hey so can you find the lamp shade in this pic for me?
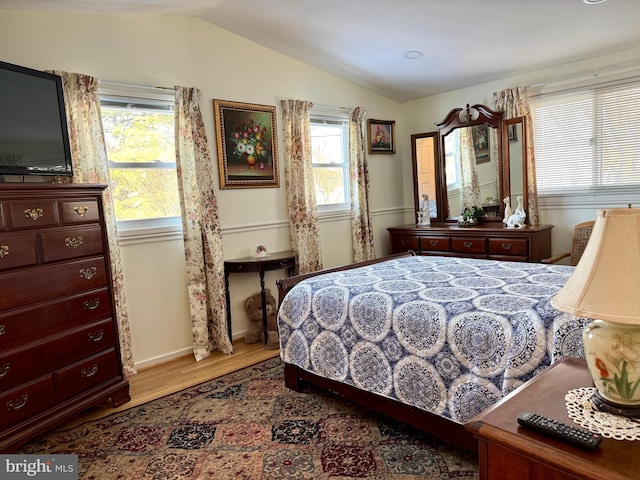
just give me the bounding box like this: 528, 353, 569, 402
550, 207, 640, 324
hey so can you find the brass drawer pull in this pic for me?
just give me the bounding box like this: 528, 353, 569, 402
502, 243, 513, 250
7, 394, 29, 411
81, 365, 98, 378
79, 267, 97, 280
65, 236, 84, 248
0, 325, 5, 335
24, 208, 44, 221
463, 241, 473, 248
83, 299, 101, 310
74, 206, 89, 216
0, 363, 10, 377
87, 330, 104, 342
430, 241, 438, 246
0, 245, 8, 258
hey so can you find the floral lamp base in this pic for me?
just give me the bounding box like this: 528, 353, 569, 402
583, 319, 640, 418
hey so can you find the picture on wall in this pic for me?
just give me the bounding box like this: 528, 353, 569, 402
472, 125, 490, 164
213, 99, 279, 188
367, 119, 396, 154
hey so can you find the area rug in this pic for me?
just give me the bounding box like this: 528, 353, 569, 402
20, 357, 478, 479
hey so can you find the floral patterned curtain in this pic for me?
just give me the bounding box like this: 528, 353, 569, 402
281, 100, 323, 274
52, 71, 136, 376
349, 107, 375, 262
175, 86, 233, 360
459, 128, 482, 210
494, 87, 540, 225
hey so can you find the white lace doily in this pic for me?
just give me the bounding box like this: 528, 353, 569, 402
565, 387, 640, 440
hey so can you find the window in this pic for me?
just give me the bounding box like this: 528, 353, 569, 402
531, 80, 640, 195
310, 113, 350, 211
99, 85, 180, 228
444, 132, 461, 188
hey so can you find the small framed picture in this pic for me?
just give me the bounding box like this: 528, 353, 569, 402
367, 119, 396, 154
213, 99, 279, 189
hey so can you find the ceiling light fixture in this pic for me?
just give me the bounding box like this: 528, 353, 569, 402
404, 50, 423, 60
583, 0, 608, 4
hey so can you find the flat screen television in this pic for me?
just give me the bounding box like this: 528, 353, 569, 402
0, 60, 73, 177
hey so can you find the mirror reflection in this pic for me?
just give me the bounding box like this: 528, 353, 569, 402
443, 126, 500, 219
413, 132, 438, 219
507, 120, 524, 198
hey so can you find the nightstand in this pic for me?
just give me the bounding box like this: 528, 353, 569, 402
224, 250, 297, 344
465, 357, 640, 480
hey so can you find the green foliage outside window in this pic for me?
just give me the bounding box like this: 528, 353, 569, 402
102, 107, 180, 221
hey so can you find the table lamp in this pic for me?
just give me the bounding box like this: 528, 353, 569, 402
551, 207, 640, 417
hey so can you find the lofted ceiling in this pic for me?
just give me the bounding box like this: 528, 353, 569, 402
2, 0, 640, 102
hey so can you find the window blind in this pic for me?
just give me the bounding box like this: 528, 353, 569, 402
531, 80, 640, 194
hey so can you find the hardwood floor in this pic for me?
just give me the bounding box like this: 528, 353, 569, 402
61, 341, 280, 429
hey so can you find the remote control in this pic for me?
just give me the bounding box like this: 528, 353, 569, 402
517, 411, 602, 450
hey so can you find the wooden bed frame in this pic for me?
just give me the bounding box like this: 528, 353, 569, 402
276, 252, 478, 452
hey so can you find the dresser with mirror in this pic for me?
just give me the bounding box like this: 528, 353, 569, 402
389, 103, 552, 262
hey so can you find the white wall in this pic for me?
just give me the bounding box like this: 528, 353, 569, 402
0, 10, 406, 368
2, 10, 639, 369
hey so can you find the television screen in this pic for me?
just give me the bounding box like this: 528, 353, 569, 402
0, 60, 73, 177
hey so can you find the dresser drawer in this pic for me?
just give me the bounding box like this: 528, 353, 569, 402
451, 237, 487, 254
6, 200, 59, 230
55, 350, 120, 401
391, 235, 419, 252
63, 319, 116, 363
419, 236, 450, 252
60, 200, 101, 225
0, 288, 112, 350
40, 225, 104, 263
488, 238, 528, 257
0, 232, 37, 271
0, 319, 115, 390
0, 257, 108, 311
0, 376, 55, 430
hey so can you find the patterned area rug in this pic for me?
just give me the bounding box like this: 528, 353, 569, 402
20, 358, 478, 479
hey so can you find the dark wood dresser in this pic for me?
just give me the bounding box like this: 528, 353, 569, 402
0, 183, 130, 452
387, 223, 553, 262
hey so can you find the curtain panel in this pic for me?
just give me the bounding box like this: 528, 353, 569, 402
349, 107, 376, 262
175, 86, 233, 360
281, 99, 323, 274
52, 71, 136, 376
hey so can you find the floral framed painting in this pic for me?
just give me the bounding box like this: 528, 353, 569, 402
213, 99, 279, 188
367, 119, 396, 154
472, 125, 490, 164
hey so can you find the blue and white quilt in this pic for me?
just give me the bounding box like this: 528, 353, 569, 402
277, 255, 589, 424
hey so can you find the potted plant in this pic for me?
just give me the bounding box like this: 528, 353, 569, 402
458, 206, 486, 227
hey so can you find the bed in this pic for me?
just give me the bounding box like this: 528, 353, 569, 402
276, 252, 589, 451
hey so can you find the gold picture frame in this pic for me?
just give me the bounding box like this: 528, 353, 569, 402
367, 119, 396, 154
213, 99, 279, 189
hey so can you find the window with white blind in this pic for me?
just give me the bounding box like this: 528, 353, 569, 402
530, 80, 640, 195
310, 113, 350, 212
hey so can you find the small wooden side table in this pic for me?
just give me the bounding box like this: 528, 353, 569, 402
224, 250, 297, 344
466, 357, 640, 480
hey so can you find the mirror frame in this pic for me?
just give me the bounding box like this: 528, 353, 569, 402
502, 116, 528, 224
435, 104, 505, 223
411, 131, 442, 222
